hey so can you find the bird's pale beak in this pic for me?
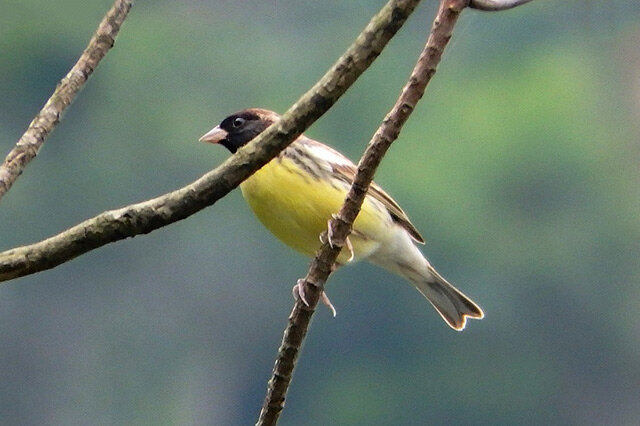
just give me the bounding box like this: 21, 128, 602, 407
199, 125, 228, 144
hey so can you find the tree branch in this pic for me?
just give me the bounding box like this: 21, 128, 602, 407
0, 0, 421, 283
0, 0, 133, 204
470, 0, 535, 11
256, 1, 469, 424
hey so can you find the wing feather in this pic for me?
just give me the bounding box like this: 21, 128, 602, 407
294, 136, 425, 244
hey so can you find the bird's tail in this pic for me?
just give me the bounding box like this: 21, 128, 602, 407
411, 265, 484, 331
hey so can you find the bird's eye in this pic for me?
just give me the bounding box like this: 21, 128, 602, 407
232, 117, 245, 128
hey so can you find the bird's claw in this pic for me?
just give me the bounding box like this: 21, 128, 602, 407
320, 291, 337, 317
327, 218, 336, 248
344, 235, 354, 262
293, 279, 337, 317
320, 217, 354, 262
293, 279, 310, 306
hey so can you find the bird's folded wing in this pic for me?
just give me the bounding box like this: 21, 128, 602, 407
296, 136, 425, 244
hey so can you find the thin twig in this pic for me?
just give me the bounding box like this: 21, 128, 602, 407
0, 0, 133, 203
470, 0, 535, 11
0, 0, 421, 283
256, 1, 469, 424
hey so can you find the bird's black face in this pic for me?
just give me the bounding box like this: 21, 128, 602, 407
200, 109, 276, 153
218, 111, 270, 153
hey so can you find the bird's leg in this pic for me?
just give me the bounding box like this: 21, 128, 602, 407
292, 279, 337, 317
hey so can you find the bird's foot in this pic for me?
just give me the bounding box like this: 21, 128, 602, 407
292, 279, 337, 317
292, 279, 310, 305
319, 217, 354, 262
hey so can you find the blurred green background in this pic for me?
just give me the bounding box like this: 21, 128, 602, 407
1, 0, 639, 424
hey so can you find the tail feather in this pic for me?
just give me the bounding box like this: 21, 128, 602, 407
367, 230, 484, 331
413, 266, 484, 331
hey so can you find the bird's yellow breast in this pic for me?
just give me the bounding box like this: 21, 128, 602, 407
240, 156, 390, 263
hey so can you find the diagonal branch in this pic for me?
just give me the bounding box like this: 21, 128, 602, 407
0, 0, 422, 283
0, 0, 133, 204
470, 0, 535, 11
256, 1, 469, 424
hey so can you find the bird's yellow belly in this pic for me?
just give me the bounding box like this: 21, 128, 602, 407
239, 157, 389, 263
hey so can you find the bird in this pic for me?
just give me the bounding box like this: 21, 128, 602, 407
200, 108, 484, 330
